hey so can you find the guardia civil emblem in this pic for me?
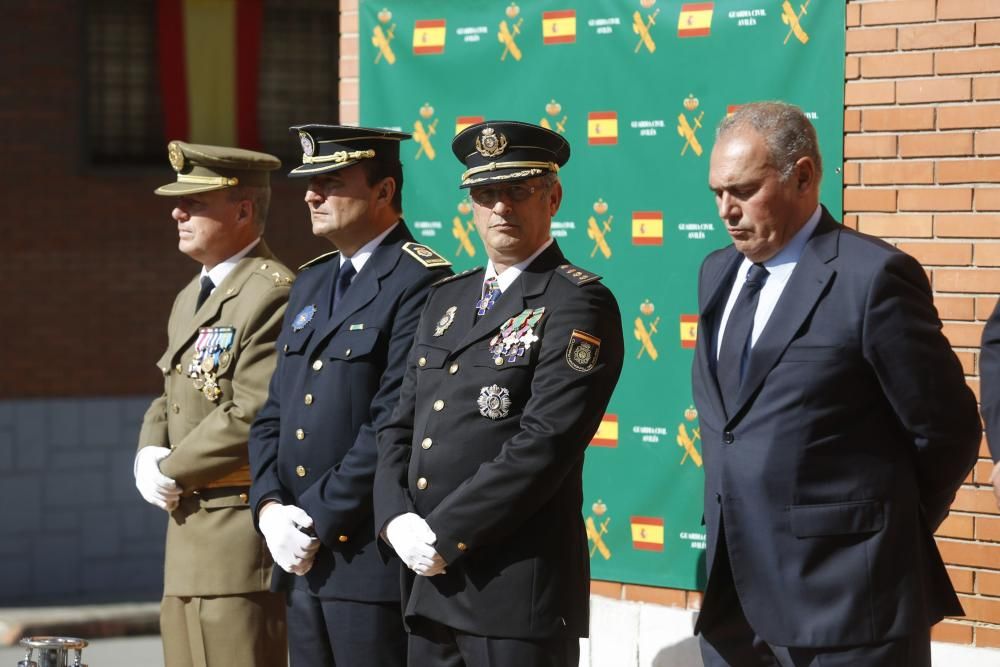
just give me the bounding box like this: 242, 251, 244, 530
434, 306, 457, 336
475, 127, 508, 158
477, 384, 512, 420
292, 304, 318, 332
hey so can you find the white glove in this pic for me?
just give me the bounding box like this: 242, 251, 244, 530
134, 446, 182, 511
259, 503, 321, 576
385, 513, 447, 576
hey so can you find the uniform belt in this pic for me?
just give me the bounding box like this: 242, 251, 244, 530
201, 465, 252, 490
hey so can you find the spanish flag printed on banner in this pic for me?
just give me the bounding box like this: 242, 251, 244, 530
590, 414, 619, 447
677, 3, 714, 38
543, 10, 577, 44
680, 315, 698, 349
455, 115, 485, 135
158, 0, 263, 147
413, 19, 446, 55
587, 111, 618, 145
632, 211, 664, 246
630, 516, 665, 551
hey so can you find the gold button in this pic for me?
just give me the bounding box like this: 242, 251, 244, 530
312, 359, 323, 371
433, 399, 445, 411
296, 429, 305, 440
416, 477, 428, 490
260, 263, 268, 270
239, 493, 248, 503
345, 348, 352, 357
457, 542, 468, 552
449, 363, 459, 374
296, 466, 307, 477
494, 357, 504, 366
418, 357, 427, 367
304, 393, 313, 405
421, 437, 432, 449
171, 403, 180, 414
283, 344, 289, 352
175, 363, 183, 373
338, 535, 349, 543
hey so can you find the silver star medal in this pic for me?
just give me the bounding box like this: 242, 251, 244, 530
434, 306, 457, 337
477, 384, 512, 420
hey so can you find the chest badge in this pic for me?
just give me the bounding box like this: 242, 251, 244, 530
489, 307, 545, 364
292, 304, 318, 332
434, 306, 458, 337
477, 384, 512, 420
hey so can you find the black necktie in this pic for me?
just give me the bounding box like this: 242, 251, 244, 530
332, 262, 356, 313
196, 275, 214, 312
717, 263, 769, 412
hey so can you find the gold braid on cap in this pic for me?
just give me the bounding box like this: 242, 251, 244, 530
302, 149, 377, 165
177, 174, 239, 187
461, 160, 558, 182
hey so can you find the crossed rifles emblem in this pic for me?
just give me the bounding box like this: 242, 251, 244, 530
632, 8, 659, 54
413, 117, 438, 160
498, 17, 524, 61
635, 314, 659, 361
782, 0, 810, 45
372, 23, 396, 64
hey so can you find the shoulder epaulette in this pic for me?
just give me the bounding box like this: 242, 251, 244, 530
402, 242, 452, 269
298, 250, 339, 272
555, 263, 602, 286
248, 259, 294, 287
433, 267, 482, 287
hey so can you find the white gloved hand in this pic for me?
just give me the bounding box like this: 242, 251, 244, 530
259, 503, 321, 576
134, 446, 182, 511
385, 513, 446, 576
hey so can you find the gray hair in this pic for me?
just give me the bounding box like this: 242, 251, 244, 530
716, 101, 822, 182
227, 184, 271, 233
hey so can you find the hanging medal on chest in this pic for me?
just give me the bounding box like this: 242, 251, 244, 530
488, 307, 545, 365
188, 326, 235, 402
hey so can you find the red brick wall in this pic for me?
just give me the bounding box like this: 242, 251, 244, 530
340, 0, 1000, 648
2, 2, 327, 398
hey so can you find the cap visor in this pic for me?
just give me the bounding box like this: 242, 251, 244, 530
288, 161, 359, 177
154, 181, 228, 196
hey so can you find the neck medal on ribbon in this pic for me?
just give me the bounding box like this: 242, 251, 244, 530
488, 307, 545, 365
188, 326, 235, 402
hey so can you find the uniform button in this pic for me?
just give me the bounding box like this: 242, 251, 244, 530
283, 344, 289, 352
260, 262, 268, 270
418, 357, 427, 367
295, 429, 306, 440
304, 393, 314, 406
494, 357, 504, 366
722, 431, 734, 445
449, 363, 459, 374
457, 542, 468, 552
416, 477, 428, 490
345, 348, 352, 357
171, 403, 180, 414
312, 359, 323, 371
175, 363, 183, 373
433, 400, 445, 411
239, 493, 249, 503
338, 535, 349, 543
296, 466, 307, 477
421, 437, 432, 450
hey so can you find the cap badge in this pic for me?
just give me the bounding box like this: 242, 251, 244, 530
475, 127, 508, 158
299, 131, 316, 158
167, 142, 185, 172
477, 384, 512, 420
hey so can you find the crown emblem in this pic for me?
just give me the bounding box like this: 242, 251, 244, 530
475, 127, 508, 158
420, 102, 434, 119
683, 94, 699, 111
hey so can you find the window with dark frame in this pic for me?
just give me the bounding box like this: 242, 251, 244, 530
84, 0, 339, 165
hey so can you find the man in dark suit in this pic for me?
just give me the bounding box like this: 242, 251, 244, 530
374, 120, 624, 667
980, 304, 1000, 509
247, 125, 452, 667
692, 101, 981, 667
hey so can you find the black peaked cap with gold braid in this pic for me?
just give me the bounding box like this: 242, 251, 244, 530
155, 141, 281, 196
288, 124, 412, 177
452, 120, 570, 189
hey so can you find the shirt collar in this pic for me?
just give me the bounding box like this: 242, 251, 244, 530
484, 237, 554, 293
340, 221, 399, 274
201, 237, 261, 287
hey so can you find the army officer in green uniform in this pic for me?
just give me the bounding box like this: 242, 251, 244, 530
135, 142, 291, 667
375, 121, 625, 667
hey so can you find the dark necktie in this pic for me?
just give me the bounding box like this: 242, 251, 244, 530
196, 275, 214, 312
475, 276, 501, 319
717, 263, 769, 413
332, 262, 357, 313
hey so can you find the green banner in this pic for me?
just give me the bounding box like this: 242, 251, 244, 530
361, 0, 844, 590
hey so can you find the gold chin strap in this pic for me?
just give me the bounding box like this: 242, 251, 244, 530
461, 160, 558, 181
303, 149, 377, 165
177, 174, 239, 187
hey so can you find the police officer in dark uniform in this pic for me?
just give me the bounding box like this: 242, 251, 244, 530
248, 125, 452, 667
374, 120, 625, 667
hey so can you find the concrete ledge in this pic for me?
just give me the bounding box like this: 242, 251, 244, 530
0, 603, 159, 647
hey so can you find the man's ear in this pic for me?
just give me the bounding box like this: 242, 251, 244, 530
548, 180, 563, 216
795, 157, 817, 193
376, 177, 396, 206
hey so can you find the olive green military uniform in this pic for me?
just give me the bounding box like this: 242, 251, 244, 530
138, 142, 291, 667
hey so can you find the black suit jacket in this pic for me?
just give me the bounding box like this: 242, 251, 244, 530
374, 241, 624, 639
248, 223, 451, 601
691, 208, 981, 647
980, 299, 1000, 462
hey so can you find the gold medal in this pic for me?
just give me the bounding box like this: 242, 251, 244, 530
201, 357, 215, 372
